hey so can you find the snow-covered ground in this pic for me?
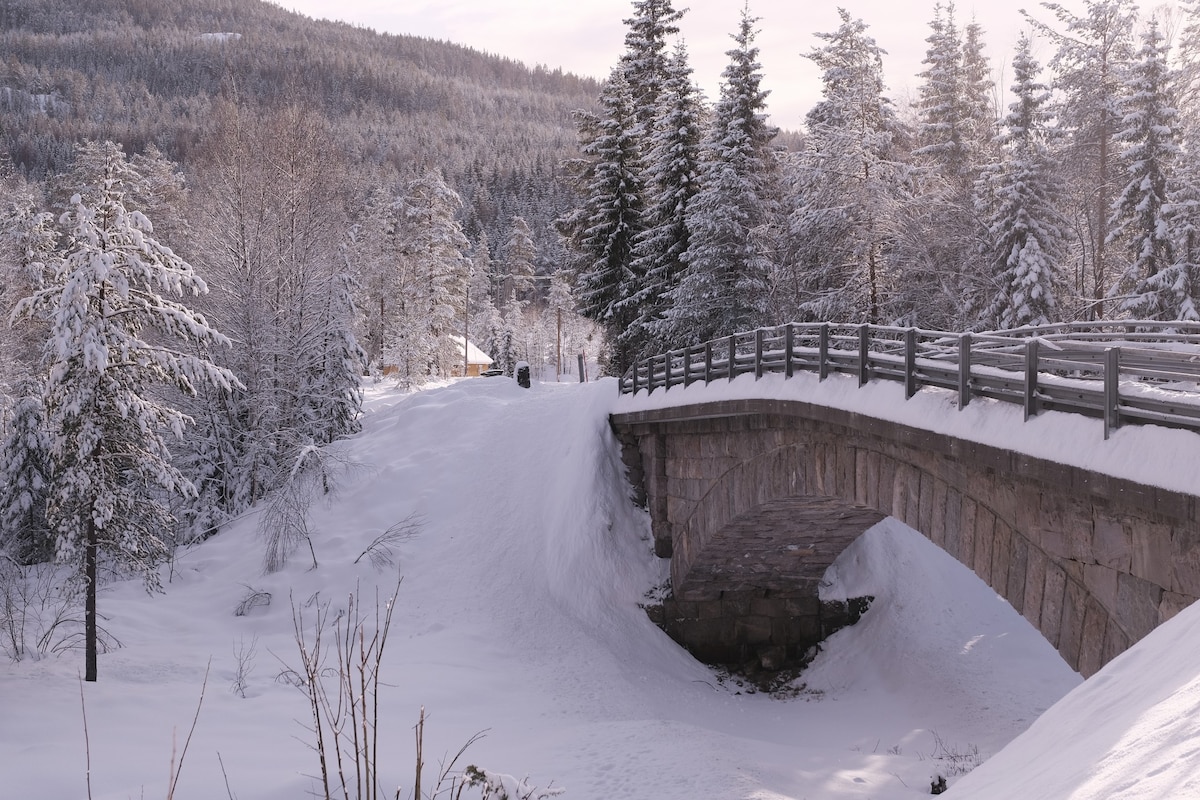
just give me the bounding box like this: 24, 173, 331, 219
1, 372, 1196, 799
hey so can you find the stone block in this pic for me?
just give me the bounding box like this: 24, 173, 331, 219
784, 596, 821, 616
958, 497, 977, 570
837, 446, 856, 501
1116, 572, 1165, 644
930, 479, 949, 548
973, 507, 996, 585
991, 523, 1013, 600
943, 487, 962, 560
1103, 623, 1130, 667
734, 616, 773, 645
876, 454, 897, 518
918, 473, 936, 537
751, 597, 785, 618
1083, 563, 1119, 616
1159, 591, 1197, 626
1169, 524, 1200, 597
1058, 579, 1086, 671
1077, 596, 1110, 678
1092, 516, 1131, 572
697, 600, 725, 620
1041, 560, 1067, 649
1006, 534, 1028, 615
855, 449, 870, 507
1023, 546, 1047, 630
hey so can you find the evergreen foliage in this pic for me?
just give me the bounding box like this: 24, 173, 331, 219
660, 9, 778, 346
978, 35, 1071, 329
11, 141, 236, 680
783, 10, 910, 324
1108, 21, 1180, 319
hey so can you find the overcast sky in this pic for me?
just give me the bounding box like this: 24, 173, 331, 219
277, 1, 1091, 128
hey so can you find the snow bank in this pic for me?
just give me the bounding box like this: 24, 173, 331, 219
0, 377, 1094, 798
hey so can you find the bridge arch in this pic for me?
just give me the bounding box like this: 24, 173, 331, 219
613, 399, 1199, 677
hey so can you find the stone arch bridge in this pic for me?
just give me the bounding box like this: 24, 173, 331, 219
611, 397, 1200, 677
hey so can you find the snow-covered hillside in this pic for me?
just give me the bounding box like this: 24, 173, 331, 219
3, 374, 1188, 799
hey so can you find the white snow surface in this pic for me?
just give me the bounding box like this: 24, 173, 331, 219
0, 372, 1195, 799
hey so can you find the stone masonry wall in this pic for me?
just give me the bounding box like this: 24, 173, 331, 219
613, 399, 1200, 677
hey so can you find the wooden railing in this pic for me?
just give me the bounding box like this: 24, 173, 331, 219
616, 322, 1200, 439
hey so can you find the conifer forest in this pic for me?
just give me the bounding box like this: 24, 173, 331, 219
2, 0, 1200, 678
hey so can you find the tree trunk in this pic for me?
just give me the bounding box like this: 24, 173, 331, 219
85, 514, 98, 682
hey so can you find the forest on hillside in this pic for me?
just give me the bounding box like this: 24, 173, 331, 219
3, 0, 1200, 679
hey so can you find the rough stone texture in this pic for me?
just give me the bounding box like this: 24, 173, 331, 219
612, 398, 1200, 677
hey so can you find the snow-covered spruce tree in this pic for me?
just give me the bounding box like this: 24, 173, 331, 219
782, 10, 911, 324
0, 388, 53, 563
385, 169, 471, 386
627, 41, 704, 357
902, 2, 996, 328
914, 1, 969, 180
977, 34, 1071, 330
0, 175, 56, 391
619, 0, 686, 136
1108, 20, 1180, 320
13, 150, 236, 682
660, 8, 778, 347
559, 68, 645, 375
500, 215, 537, 310
1154, 123, 1200, 323
1026, 0, 1137, 317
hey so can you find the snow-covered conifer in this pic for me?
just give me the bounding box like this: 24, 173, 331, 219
560, 69, 645, 374
628, 42, 704, 356
13, 144, 236, 681
978, 35, 1071, 329
0, 387, 53, 563
1108, 20, 1180, 319
783, 10, 910, 324
660, 8, 778, 346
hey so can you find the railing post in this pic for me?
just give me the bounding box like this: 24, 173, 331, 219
1023, 338, 1039, 420
683, 347, 694, 387
904, 327, 917, 399
1104, 346, 1120, 440
728, 334, 736, 382
819, 323, 830, 380
755, 328, 765, 379
632, 362, 640, 396
646, 355, 655, 395
784, 324, 795, 379
858, 324, 870, 387
704, 341, 713, 384
958, 333, 972, 409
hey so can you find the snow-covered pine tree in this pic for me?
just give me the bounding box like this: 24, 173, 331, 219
0, 175, 56, 390
386, 169, 471, 385
619, 0, 686, 136
559, 68, 645, 375
13, 144, 236, 681
978, 34, 1071, 329
1154, 122, 1200, 323
0, 387, 53, 563
628, 41, 704, 357
1026, 0, 1137, 316
783, 10, 910, 324
1108, 20, 1180, 320
904, 2, 996, 329
501, 215, 537, 309
915, 1, 968, 179
660, 8, 778, 347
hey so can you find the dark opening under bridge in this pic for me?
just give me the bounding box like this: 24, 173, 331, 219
610, 322, 1200, 677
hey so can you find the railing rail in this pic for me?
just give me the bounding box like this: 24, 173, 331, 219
617, 321, 1200, 439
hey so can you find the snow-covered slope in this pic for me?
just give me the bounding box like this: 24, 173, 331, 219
0, 377, 1104, 799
